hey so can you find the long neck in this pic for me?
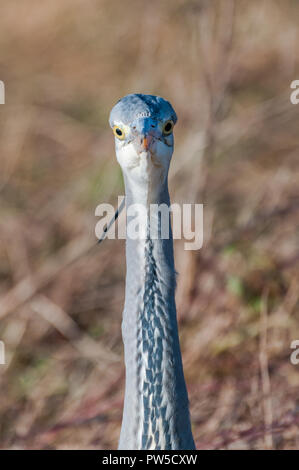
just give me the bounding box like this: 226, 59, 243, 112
119, 176, 195, 450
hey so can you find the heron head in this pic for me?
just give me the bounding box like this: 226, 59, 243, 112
109, 94, 177, 187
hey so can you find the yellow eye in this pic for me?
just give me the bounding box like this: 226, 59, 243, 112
162, 120, 174, 136
113, 125, 125, 140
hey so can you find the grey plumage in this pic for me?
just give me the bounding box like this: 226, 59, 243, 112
109, 94, 177, 127
109, 94, 195, 450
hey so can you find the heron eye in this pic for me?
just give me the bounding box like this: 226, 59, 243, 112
113, 126, 125, 140
162, 120, 174, 135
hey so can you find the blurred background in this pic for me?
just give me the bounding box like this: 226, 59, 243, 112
0, 0, 299, 450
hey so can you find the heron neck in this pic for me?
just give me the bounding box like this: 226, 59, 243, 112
119, 175, 195, 450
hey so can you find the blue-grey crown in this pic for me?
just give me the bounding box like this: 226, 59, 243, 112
109, 94, 177, 127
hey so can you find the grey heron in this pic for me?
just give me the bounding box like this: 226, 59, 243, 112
109, 94, 195, 450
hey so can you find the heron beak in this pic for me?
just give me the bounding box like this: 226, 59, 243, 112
142, 135, 153, 151
131, 118, 156, 154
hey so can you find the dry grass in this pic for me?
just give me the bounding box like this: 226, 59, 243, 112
0, 0, 299, 449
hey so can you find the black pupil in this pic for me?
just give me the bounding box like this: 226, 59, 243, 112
116, 128, 123, 136
165, 122, 172, 132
